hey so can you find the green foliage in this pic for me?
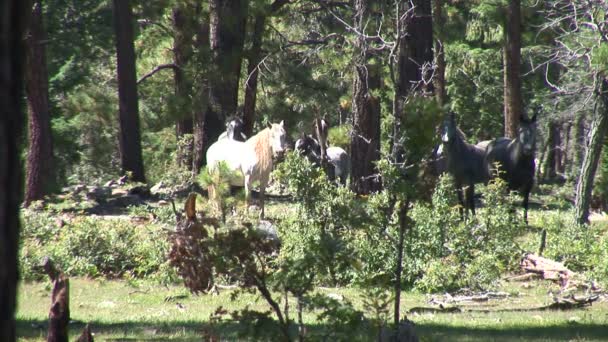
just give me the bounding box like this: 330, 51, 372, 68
410, 176, 523, 292
274, 151, 360, 286
20, 210, 174, 281
328, 124, 351, 151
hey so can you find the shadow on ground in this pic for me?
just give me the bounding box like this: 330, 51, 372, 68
17, 318, 608, 341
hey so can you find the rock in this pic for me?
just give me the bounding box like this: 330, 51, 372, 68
86, 186, 112, 202
150, 181, 165, 194
158, 200, 169, 206
73, 184, 87, 195
128, 185, 151, 198
104, 179, 116, 187
118, 175, 128, 185
256, 220, 280, 243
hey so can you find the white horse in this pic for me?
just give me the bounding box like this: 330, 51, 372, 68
206, 121, 287, 218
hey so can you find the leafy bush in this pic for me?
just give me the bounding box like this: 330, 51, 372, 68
20, 210, 175, 281
410, 175, 523, 292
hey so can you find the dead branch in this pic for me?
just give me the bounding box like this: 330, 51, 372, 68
137, 63, 179, 85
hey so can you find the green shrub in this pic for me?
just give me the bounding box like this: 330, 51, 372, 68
20, 210, 174, 281
412, 176, 523, 292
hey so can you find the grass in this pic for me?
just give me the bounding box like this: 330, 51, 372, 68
16, 183, 608, 341
16, 277, 608, 341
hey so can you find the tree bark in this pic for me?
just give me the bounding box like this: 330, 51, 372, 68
243, 14, 265, 138
192, 10, 210, 175
433, 0, 446, 107
542, 119, 558, 181
503, 0, 523, 138
0, 0, 28, 339
25, 0, 55, 205
575, 77, 608, 225
44, 258, 69, 342
172, 3, 195, 168
113, 0, 146, 182
201, 0, 249, 166
392, 0, 434, 161
350, 0, 381, 195
571, 110, 587, 180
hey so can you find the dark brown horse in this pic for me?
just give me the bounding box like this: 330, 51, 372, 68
440, 112, 490, 216
485, 114, 537, 223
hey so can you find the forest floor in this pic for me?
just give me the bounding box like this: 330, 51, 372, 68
15, 182, 608, 341
15, 276, 608, 341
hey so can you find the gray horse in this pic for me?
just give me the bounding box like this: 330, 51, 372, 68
294, 134, 351, 185
485, 114, 537, 223
440, 112, 490, 216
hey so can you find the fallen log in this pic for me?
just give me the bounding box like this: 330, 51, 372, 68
409, 295, 600, 315
519, 253, 578, 288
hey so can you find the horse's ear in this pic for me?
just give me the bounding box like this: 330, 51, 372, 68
266, 121, 272, 129
184, 193, 197, 221
280, 120, 285, 127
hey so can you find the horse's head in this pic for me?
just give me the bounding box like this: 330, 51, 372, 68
295, 134, 321, 162
226, 117, 247, 141
268, 120, 288, 158
518, 113, 537, 156
441, 112, 458, 144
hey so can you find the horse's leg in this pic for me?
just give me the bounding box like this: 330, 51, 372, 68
522, 186, 530, 225
466, 184, 476, 216
259, 185, 266, 219
456, 185, 465, 220
244, 174, 252, 212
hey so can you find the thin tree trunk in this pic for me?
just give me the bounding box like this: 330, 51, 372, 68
243, 14, 265, 138
503, 0, 523, 138
351, 0, 381, 195
44, 258, 69, 342
0, 0, 28, 339
192, 10, 210, 175
561, 122, 572, 176
25, 0, 55, 205
542, 119, 558, 181
113, 0, 146, 182
173, 4, 195, 168
575, 77, 608, 225
572, 111, 587, 180
394, 202, 410, 327
433, 0, 446, 106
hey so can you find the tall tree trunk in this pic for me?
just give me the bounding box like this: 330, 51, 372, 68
0, 0, 28, 339
243, 14, 265, 138
433, 0, 446, 107
575, 77, 608, 225
201, 0, 249, 166
542, 119, 558, 181
24, 0, 55, 205
192, 10, 210, 175
503, 0, 523, 138
350, 0, 381, 195
173, 4, 195, 168
571, 111, 587, 180
113, 0, 146, 182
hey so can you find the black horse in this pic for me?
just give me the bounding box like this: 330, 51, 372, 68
440, 112, 490, 216
218, 117, 247, 141
485, 114, 537, 223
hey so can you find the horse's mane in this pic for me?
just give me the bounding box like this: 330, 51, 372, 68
246, 127, 273, 175
455, 127, 468, 142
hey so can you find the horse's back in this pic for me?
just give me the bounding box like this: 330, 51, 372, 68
206, 139, 257, 185
327, 146, 350, 183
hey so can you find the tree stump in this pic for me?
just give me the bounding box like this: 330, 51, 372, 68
42, 257, 69, 342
